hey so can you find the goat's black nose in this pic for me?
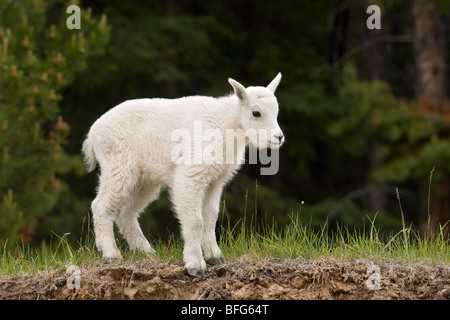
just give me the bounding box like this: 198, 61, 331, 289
275, 133, 284, 143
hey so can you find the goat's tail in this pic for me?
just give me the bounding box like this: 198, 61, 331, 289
82, 137, 97, 172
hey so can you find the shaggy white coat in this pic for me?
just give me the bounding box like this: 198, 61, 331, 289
82, 74, 284, 274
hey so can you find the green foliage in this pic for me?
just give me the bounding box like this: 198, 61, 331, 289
0, 0, 110, 247
336, 64, 450, 186
0, 190, 23, 244
273, 62, 443, 229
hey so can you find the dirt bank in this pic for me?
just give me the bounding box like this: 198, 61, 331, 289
1, 258, 449, 300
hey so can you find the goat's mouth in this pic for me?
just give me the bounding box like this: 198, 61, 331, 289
266, 139, 284, 149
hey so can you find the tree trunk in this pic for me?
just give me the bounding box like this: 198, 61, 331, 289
412, 0, 447, 111
365, 0, 383, 82
412, 0, 449, 236
329, 4, 349, 68
365, 0, 386, 215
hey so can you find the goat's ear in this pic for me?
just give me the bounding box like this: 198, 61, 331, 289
228, 78, 247, 101
266, 72, 282, 93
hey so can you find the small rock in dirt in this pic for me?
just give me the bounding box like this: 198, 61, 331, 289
389, 290, 400, 299
104, 289, 112, 300
231, 285, 251, 299
214, 266, 227, 277
124, 287, 138, 300
268, 283, 286, 297
331, 281, 356, 294
292, 276, 308, 289
109, 267, 130, 281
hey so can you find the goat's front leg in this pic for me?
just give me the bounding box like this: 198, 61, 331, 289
171, 177, 207, 276
202, 182, 224, 265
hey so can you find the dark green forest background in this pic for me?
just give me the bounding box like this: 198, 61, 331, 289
1, 0, 450, 248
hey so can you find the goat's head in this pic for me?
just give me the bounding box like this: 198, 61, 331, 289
228, 73, 284, 149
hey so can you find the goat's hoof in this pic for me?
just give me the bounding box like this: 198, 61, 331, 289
186, 268, 205, 276
101, 253, 123, 264
103, 257, 121, 264
206, 257, 222, 265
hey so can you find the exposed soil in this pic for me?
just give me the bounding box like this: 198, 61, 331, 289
1, 257, 449, 300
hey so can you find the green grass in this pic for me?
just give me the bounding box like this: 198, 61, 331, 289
2, 172, 448, 276
219, 211, 449, 264
1, 211, 449, 277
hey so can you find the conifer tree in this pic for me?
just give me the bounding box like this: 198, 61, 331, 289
0, 0, 110, 246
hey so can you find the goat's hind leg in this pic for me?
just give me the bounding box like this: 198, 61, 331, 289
92, 167, 140, 262
116, 183, 161, 255
91, 191, 123, 262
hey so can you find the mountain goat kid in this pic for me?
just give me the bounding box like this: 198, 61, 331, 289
82, 73, 284, 275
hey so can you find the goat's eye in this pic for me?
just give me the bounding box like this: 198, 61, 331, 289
252, 111, 261, 118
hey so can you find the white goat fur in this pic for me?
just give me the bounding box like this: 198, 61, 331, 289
82, 73, 284, 274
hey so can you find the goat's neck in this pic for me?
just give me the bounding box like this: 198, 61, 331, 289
218, 95, 243, 131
